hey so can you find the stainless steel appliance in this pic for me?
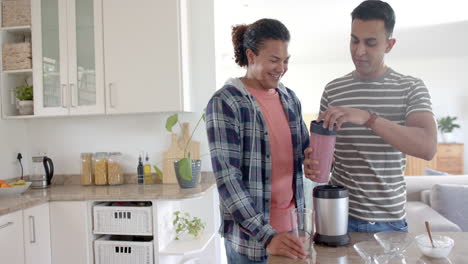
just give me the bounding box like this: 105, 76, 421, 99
30, 155, 54, 189
313, 185, 350, 246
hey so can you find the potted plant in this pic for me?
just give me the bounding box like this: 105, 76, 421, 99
173, 211, 206, 240
437, 116, 460, 143
15, 81, 33, 115
153, 112, 205, 188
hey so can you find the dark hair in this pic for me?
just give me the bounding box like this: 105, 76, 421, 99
232, 18, 290, 67
351, 0, 396, 37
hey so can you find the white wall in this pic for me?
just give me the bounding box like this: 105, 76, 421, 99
23, 113, 211, 175
0, 119, 28, 180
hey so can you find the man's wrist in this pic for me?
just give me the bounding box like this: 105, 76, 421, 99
364, 112, 378, 128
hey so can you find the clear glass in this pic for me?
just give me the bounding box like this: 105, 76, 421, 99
107, 152, 123, 185
290, 208, 314, 256
94, 152, 108, 185
75, 0, 96, 106
80, 152, 94, 185
41, 0, 61, 107
354, 240, 388, 264
374, 231, 413, 263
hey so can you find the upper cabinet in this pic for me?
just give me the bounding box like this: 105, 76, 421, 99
102, 0, 184, 114
31, 0, 105, 116
2, 0, 214, 118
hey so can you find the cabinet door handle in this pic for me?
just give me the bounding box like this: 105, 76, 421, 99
70, 83, 77, 107
0, 221, 13, 230
61, 84, 68, 108
109, 83, 116, 108
29, 216, 36, 244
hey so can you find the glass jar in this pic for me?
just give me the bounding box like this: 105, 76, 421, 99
108, 152, 123, 185
80, 152, 94, 185
94, 152, 108, 185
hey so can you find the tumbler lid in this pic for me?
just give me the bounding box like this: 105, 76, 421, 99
313, 185, 348, 199
310, 120, 337, 135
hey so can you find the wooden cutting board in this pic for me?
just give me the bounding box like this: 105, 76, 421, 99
162, 122, 200, 184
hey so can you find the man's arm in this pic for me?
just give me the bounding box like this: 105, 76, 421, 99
319, 106, 437, 160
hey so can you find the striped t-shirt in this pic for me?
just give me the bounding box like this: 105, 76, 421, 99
319, 68, 433, 222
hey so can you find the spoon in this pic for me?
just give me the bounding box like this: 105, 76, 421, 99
425, 221, 435, 248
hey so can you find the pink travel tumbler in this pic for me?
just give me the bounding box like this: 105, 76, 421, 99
309, 120, 337, 183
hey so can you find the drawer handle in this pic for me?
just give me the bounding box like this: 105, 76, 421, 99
114, 211, 132, 219
0, 221, 13, 230
29, 215, 36, 243
115, 246, 132, 254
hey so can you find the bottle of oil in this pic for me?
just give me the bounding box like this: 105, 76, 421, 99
137, 154, 144, 184
144, 152, 152, 184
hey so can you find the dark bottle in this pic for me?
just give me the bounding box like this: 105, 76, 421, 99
137, 154, 144, 184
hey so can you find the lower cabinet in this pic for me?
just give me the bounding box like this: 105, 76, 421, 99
0, 210, 25, 264
23, 203, 52, 264
49, 201, 92, 264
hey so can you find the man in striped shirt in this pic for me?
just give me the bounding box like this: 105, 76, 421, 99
304, 0, 438, 232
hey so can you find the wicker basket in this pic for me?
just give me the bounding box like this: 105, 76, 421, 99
2, 0, 31, 27
2, 42, 32, 71
94, 236, 154, 264
93, 204, 153, 235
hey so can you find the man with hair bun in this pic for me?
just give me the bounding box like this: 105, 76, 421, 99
206, 18, 310, 262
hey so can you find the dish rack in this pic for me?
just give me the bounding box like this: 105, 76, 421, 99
93, 202, 154, 264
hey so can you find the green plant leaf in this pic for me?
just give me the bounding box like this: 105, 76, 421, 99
166, 113, 179, 132
178, 157, 193, 181
153, 165, 163, 180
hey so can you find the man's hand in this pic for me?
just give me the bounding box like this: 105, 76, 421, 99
318, 105, 370, 130
303, 147, 319, 181
266, 232, 308, 259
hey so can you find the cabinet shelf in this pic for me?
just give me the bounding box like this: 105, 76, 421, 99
159, 232, 215, 256
0, 25, 31, 34
2, 69, 33, 74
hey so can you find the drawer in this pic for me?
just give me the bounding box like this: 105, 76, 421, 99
94, 235, 153, 264
437, 144, 464, 158
93, 202, 153, 236
437, 158, 463, 174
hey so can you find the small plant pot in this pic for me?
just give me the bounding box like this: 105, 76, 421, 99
441, 132, 455, 143
17, 100, 33, 115
173, 159, 201, 188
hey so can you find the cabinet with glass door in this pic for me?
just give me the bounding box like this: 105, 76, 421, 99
31, 0, 104, 116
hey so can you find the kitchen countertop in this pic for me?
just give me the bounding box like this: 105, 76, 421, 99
268, 232, 466, 264
0, 172, 215, 216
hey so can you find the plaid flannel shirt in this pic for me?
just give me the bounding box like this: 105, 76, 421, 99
206, 78, 310, 261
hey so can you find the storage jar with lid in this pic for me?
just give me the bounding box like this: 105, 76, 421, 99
108, 152, 123, 185
80, 152, 94, 185
94, 152, 108, 185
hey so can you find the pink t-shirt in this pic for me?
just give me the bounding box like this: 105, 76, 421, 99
246, 86, 295, 233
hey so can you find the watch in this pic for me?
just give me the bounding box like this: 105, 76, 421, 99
364, 112, 378, 128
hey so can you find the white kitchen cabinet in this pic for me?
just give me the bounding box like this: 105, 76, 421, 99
101, 0, 186, 114
0, 210, 25, 264
23, 203, 51, 264
49, 201, 92, 264
31, 0, 105, 116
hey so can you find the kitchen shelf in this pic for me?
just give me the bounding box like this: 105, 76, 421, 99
159, 232, 215, 256
0, 25, 31, 34
2, 114, 35, 120
2, 69, 33, 74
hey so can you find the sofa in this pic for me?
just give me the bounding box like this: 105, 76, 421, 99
405, 175, 468, 234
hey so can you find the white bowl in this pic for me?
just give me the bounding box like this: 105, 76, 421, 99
0, 182, 32, 196
415, 234, 454, 258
